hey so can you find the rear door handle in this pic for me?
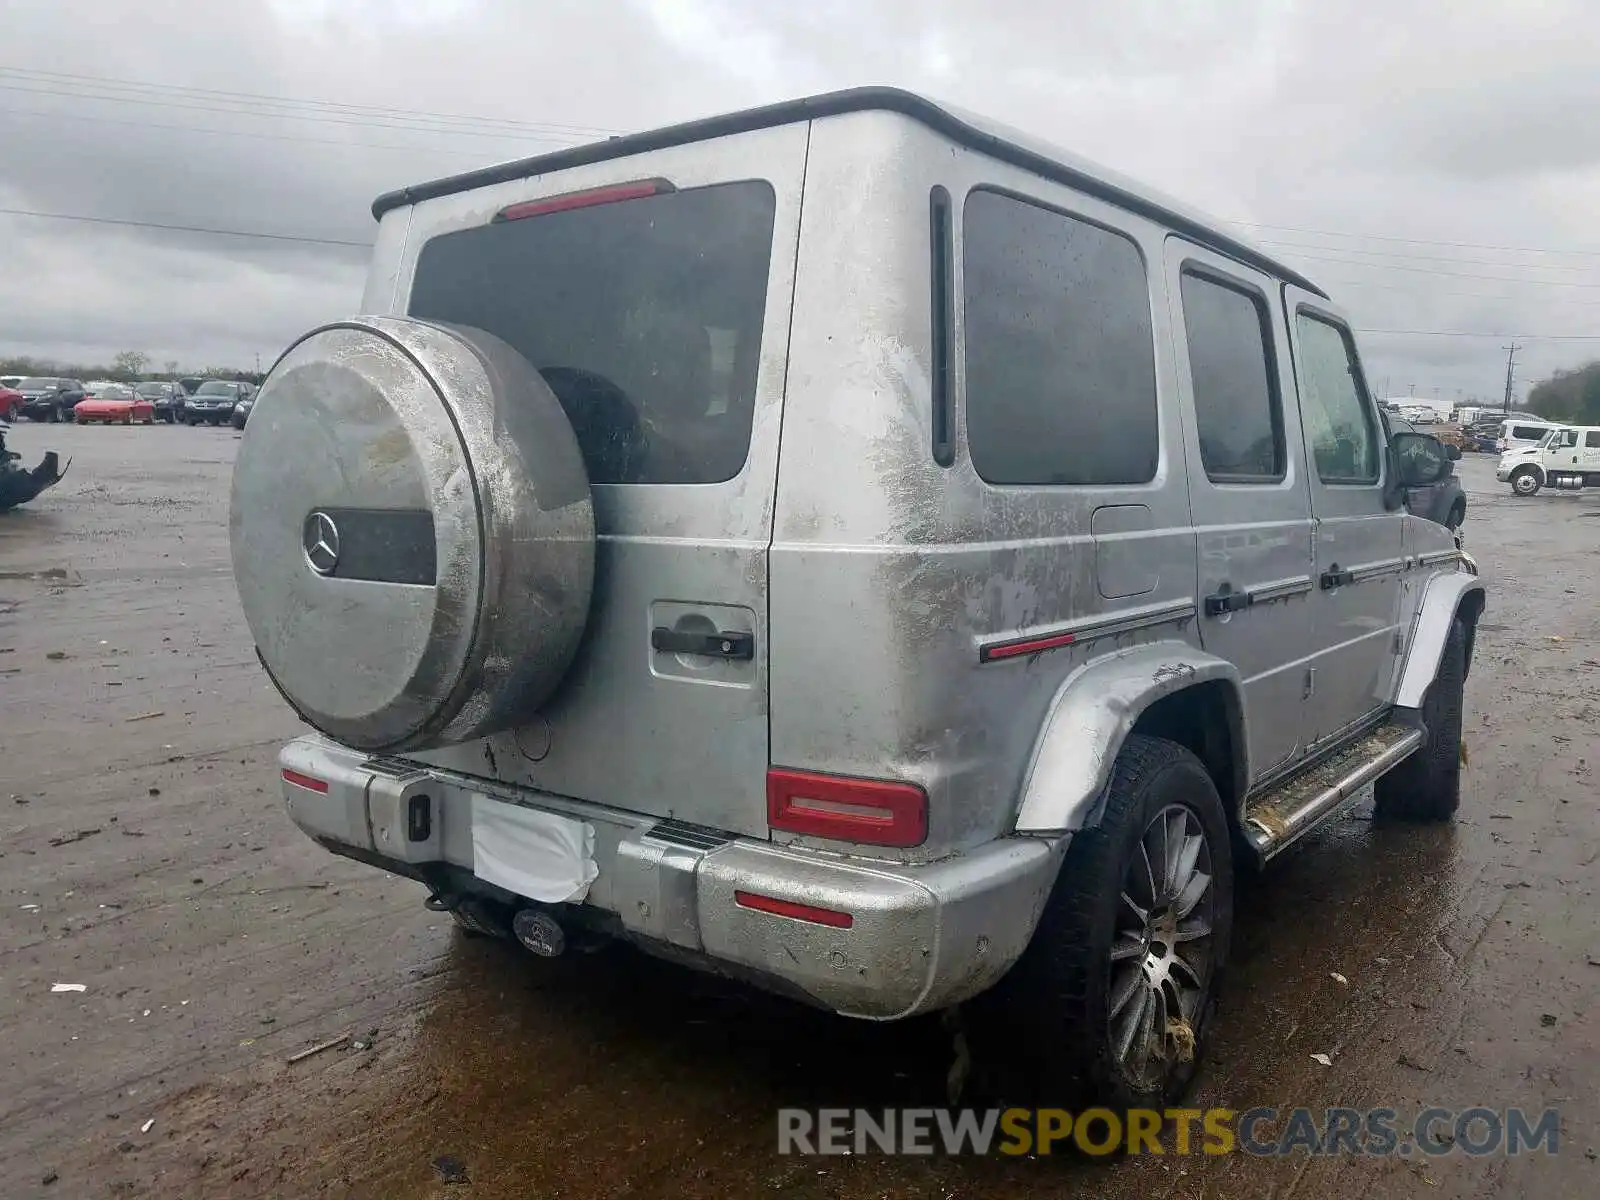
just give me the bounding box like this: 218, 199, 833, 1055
1319, 566, 1356, 590
1203, 586, 1253, 617
651, 627, 755, 660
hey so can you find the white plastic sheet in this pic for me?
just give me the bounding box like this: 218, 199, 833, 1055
470, 794, 598, 904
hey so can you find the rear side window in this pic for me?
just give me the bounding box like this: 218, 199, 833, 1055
1586, 432, 1600, 448
409, 181, 777, 484
962, 189, 1158, 486
1294, 313, 1379, 484
1179, 271, 1283, 482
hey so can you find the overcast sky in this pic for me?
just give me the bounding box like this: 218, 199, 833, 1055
3, 0, 1598, 403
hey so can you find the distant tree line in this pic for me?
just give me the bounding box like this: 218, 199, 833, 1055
0, 350, 264, 386
1527, 361, 1600, 425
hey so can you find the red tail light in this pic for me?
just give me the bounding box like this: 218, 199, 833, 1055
734, 891, 854, 929
495, 179, 673, 223
282, 768, 328, 794
766, 768, 928, 848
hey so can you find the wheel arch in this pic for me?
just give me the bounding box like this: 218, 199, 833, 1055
1510, 462, 1544, 486
1394, 570, 1486, 708
1013, 642, 1247, 836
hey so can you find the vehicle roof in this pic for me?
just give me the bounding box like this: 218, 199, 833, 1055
372, 86, 1326, 299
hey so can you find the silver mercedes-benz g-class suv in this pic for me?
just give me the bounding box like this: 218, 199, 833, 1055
231, 88, 1484, 1110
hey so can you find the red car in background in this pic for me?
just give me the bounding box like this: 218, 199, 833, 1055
74, 383, 156, 425
0, 384, 22, 421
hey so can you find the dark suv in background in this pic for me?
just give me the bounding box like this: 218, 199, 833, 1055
15, 378, 86, 423
184, 380, 254, 425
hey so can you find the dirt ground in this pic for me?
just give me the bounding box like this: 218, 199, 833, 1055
2, 422, 1597, 1199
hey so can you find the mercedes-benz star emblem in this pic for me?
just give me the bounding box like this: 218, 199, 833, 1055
303, 511, 340, 576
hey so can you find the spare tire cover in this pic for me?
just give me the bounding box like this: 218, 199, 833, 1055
231, 316, 594, 753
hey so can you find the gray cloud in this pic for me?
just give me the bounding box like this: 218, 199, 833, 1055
1, 0, 1596, 404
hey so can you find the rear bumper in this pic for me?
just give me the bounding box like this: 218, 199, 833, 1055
279, 735, 1063, 1019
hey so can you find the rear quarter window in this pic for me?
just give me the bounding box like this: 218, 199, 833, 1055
961, 188, 1158, 486
408, 181, 777, 485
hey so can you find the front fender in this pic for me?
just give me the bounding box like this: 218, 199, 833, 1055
1394, 569, 1486, 708
1013, 641, 1244, 835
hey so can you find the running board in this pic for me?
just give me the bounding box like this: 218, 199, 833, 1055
1243, 720, 1423, 862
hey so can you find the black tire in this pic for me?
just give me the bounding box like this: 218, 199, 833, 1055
975, 735, 1233, 1111
1510, 467, 1541, 497
1375, 621, 1466, 822
47, 404, 61, 424
1447, 502, 1465, 530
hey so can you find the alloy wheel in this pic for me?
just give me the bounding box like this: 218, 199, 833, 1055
1108, 803, 1217, 1091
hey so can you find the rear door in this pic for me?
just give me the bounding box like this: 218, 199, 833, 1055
1165, 241, 1314, 781
396, 124, 810, 838
1283, 289, 1404, 744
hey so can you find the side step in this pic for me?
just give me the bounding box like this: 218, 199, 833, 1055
1243, 719, 1423, 862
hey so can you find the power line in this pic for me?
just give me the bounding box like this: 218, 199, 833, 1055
0, 104, 500, 157
0, 206, 371, 248
1311, 273, 1600, 310
1256, 237, 1600, 273
0, 66, 621, 137
0, 66, 621, 141
1355, 328, 1600, 340
1227, 218, 1600, 259
0, 81, 598, 144
10, 64, 1598, 272
1277, 250, 1600, 290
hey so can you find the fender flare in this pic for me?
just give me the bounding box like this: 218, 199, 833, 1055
1013, 641, 1245, 835
1394, 569, 1486, 709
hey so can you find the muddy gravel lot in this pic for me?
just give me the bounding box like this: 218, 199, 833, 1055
2, 422, 1597, 1199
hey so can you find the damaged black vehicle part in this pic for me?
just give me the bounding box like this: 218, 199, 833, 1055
0, 422, 69, 512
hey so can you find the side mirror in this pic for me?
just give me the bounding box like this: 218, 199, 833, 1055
1392, 432, 1450, 487
1446, 444, 1462, 461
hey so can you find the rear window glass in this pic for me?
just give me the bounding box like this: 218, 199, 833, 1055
962, 188, 1158, 486
409, 181, 777, 485
1179, 271, 1283, 482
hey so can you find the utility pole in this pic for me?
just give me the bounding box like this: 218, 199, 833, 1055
1502, 342, 1521, 415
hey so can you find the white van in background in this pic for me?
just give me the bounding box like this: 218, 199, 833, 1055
1498, 418, 1557, 453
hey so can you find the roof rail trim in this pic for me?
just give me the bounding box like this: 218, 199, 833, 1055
370, 86, 1327, 299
